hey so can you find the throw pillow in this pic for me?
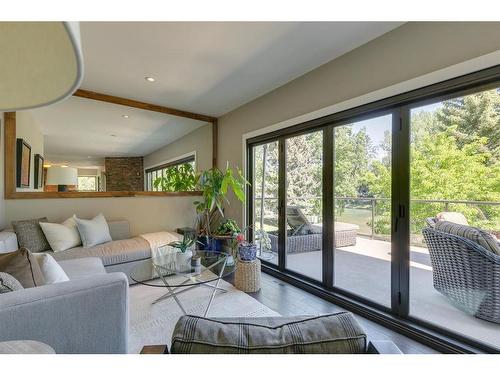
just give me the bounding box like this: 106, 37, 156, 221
171, 312, 367, 354
12, 217, 51, 253
0, 248, 45, 288
0, 272, 24, 294
33, 253, 69, 284
435, 220, 500, 255
39, 217, 82, 252
74, 213, 112, 248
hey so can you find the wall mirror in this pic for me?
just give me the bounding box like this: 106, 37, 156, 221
4, 91, 217, 198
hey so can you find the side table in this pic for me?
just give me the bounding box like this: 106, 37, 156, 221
235, 258, 261, 292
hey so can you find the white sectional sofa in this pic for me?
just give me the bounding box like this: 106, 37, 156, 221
0, 219, 158, 353
0, 256, 129, 353
0, 220, 152, 282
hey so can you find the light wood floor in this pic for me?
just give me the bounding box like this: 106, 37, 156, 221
231, 272, 438, 354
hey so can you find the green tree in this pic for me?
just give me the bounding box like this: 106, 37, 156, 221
437, 89, 500, 163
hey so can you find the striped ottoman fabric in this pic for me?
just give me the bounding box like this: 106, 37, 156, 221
170, 312, 367, 354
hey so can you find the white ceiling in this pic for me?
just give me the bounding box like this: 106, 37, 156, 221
28, 96, 206, 166
80, 22, 403, 116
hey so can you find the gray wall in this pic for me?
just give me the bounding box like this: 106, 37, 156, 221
217, 22, 500, 224
144, 123, 212, 172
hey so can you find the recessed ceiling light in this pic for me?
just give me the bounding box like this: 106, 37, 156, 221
61, 165, 68, 168
110, 134, 117, 137
145, 76, 155, 82
43, 164, 51, 168
122, 114, 129, 119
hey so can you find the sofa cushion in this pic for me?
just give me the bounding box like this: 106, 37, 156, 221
34, 253, 70, 284
0, 248, 45, 288
12, 217, 51, 253
39, 217, 82, 252
0, 272, 24, 294
0, 340, 55, 354
51, 236, 151, 266
74, 213, 112, 248
58, 258, 106, 280
435, 220, 500, 255
170, 312, 367, 354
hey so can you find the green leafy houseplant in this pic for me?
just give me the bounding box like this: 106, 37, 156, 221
194, 165, 249, 238
168, 234, 198, 253
215, 219, 241, 236
153, 163, 196, 192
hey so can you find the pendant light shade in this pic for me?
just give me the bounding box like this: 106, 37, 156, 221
0, 22, 84, 111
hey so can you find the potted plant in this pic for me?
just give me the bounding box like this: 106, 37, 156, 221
194, 165, 248, 251
168, 234, 199, 269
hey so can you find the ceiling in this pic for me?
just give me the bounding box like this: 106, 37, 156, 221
28, 96, 206, 166
80, 22, 403, 116
27, 22, 403, 167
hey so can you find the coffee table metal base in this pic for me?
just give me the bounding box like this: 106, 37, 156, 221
152, 258, 228, 317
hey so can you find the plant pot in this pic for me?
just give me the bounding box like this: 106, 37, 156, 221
175, 249, 193, 271
238, 243, 257, 261
198, 236, 223, 251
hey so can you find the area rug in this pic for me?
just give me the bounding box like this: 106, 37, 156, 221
128, 278, 280, 353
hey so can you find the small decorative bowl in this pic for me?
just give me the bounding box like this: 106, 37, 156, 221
238, 242, 257, 261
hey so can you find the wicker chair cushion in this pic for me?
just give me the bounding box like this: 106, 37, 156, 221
435, 220, 500, 255
171, 312, 367, 354
436, 212, 469, 226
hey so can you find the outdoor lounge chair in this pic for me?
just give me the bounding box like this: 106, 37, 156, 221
423, 223, 500, 324
268, 206, 359, 254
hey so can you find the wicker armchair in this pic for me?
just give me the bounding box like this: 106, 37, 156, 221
422, 227, 500, 324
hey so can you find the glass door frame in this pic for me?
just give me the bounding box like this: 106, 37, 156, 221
246, 64, 500, 353
248, 107, 400, 314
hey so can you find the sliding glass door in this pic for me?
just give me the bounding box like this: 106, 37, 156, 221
333, 114, 393, 307
285, 131, 323, 281
247, 66, 500, 352
408, 87, 500, 350
252, 141, 279, 265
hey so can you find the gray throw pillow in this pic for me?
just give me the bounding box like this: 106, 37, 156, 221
74, 213, 112, 248
12, 217, 51, 253
0, 248, 45, 288
0, 272, 24, 294
435, 220, 500, 255
171, 312, 367, 354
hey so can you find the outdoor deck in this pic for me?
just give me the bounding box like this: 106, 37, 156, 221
260, 236, 500, 349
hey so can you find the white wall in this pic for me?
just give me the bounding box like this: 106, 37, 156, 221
4, 195, 199, 236
144, 123, 212, 172
15, 111, 44, 192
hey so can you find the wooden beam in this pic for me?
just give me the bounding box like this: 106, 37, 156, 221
212, 118, 218, 169
4, 112, 16, 199
73, 89, 217, 123
6, 191, 202, 199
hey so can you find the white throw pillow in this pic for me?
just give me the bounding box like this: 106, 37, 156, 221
39, 217, 82, 252
34, 253, 69, 284
74, 213, 112, 248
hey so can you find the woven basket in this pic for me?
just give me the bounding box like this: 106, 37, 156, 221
235, 258, 261, 292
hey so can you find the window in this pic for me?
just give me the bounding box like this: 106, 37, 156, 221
247, 66, 500, 352
77, 176, 98, 192
145, 156, 196, 192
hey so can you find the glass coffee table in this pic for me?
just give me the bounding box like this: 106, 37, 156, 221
130, 250, 236, 317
